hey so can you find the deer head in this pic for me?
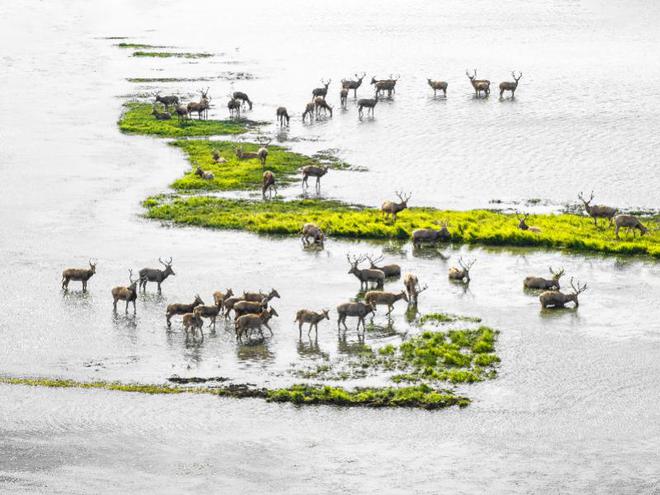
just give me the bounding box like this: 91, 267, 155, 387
89, 259, 97, 273
568, 278, 588, 306
194, 294, 204, 306
159, 257, 175, 276
512, 71, 522, 82
321, 79, 331, 89
128, 269, 138, 289
549, 266, 565, 282
321, 309, 330, 320
516, 212, 530, 230
465, 69, 477, 81
396, 191, 412, 207
458, 257, 476, 274
347, 254, 366, 275
269, 288, 280, 299
366, 254, 384, 268
577, 191, 594, 207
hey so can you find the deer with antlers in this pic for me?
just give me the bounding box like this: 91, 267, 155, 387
294, 309, 330, 338
232, 91, 252, 110
364, 290, 409, 315
614, 214, 649, 239
62, 259, 97, 292
499, 71, 522, 98
371, 75, 399, 97
138, 257, 175, 293
262, 171, 277, 199
381, 191, 411, 222
301, 165, 328, 190
301, 223, 325, 247
427, 79, 448, 97
276, 106, 290, 126
111, 269, 139, 314
466, 69, 490, 97
403, 273, 428, 305
448, 257, 475, 283
357, 94, 378, 118
195, 166, 214, 180
313, 96, 333, 118
312, 79, 331, 99
578, 191, 617, 226
341, 73, 366, 97
166, 295, 204, 327
366, 254, 401, 278
524, 267, 565, 291
347, 254, 385, 290
187, 88, 210, 120
412, 222, 451, 248
516, 212, 541, 233
540, 278, 588, 309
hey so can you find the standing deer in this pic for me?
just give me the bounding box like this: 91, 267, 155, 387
614, 214, 648, 239
256, 138, 270, 167
262, 171, 277, 199
62, 259, 97, 291
232, 91, 252, 110
336, 301, 375, 333
578, 191, 617, 226
448, 257, 475, 283
301, 223, 325, 247
294, 309, 330, 337
302, 102, 315, 123
347, 254, 385, 290
174, 104, 189, 122
235, 308, 278, 340
499, 71, 522, 98
357, 94, 378, 117
166, 295, 204, 327
403, 273, 428, 304
111, 269, 138, 314
313, 96, 333, 117
312, 79, 331, 99
151, 104, 171, 120
154, 93, 179, 110
341, 73, 366, 97
182, 310, 204, 339
466, 69, 490, 97
301, 165, 328, 190
187, 88, 210, 120
412, 222, 451, 248
516, 212, 541, 233
427, 79, 448, 97
340, 88, 348, 108
212, 288, 234, 314
222, 296, 244, 319
194, 166, 214, 180
524, 267, 565, 290
228, 97, 241, 117
139, 257, 175, 293
233, 299, 268, 319
366, 254, 401, 278
371, 76, 399, 97
364, 290, 409, 315
243, 288, 280, 304
276, 106, 290, 126
540, 278, 588, 309
381, 191, 411, 222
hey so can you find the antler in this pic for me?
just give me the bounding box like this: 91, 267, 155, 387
578, 191, 594, 204
458, 257, 476, 271
416, 283, 429, 295
128, 268, 137, 284
365, 253, 384, 266
346, 254, 365, 266
569, 277, 588, 294
395, 191, 412, 203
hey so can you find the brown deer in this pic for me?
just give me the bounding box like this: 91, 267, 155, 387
276, 106, 290, 126
403, 273, 428, 304
256, 138, 270, 167
371, 76, 399, 97
341, 73, 366, 97
524, 267, 565, 290
233, 299, 268, 319
194, 166, 214, 180
187, 88, 210, 120
540, 278, 588, 309
174, 104, 189, 122
336, 301, 375, 333
347, 254, 385, 290
313, 96, 333, 117
614, 214, 648, 239
412, 222, 451, 248
235, 308, 278, 340
499, 71, 522, 98
294, 309, 330, 337
366, 254, 401, 278
182, 310, 204, 339
578, 191, 617, 226
301, 165, 329, 190
262, 171, 277, 199
111, 269, 138, 314
427, 79, 448, 97
340, 88, 348, 108
227, 98, 241, 117
448, 257, 475, 283
301, 223, 325, 247
211, 150, 226, 164
364, 290, 409, 315
193, 304, 222, 330
235, 146, 267, 167
154, 92, 179, 110
62, 259, 97, 291
357, 94, 378, 117
516, 212, 541, 233
222, 296, 244, 319
151, 104, 171, 120
232, 91, 252, 110
212, 288, 234, 314
243, 288, 280, 304
138, 257, 175, 292
381, 191, 411, 222
166, 295, 204, 327
466, 69, 490, 97
312, 79, 331, 99
302, 102, 315, 123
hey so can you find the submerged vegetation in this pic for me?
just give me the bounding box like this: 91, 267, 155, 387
132, 51, 213, 58
127, 77, 217, 83
117, 43, 165, 49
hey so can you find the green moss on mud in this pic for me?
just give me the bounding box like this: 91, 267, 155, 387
132, 51, 213, 58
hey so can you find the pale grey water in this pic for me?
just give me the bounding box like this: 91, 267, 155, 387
1, 0, 660, 493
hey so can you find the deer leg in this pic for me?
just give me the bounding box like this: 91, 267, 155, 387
113, 299, 117, 312
82, 280, 87, 292
125, 301, 129, 314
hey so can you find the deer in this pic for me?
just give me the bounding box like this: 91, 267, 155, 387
614, 214, 649, 239
357, 94, 378, 117
233, 299, 269, 319
166, 295, 204, 327
499, 71, 522, 98
371, 75, 399, 97
340, 88, 348, 108
412, 222, 451, 248
174, 104, 189, 122
194, 166, 214, 180
516, 212, 541, 233
381, 191, 411, 222
341, 73, 366, 97
347, 254, 385, 290
302, 102, 315, 123
256, 138, 270, 167
232, 91, 252, 110
212, 288, 234, 314
151, 104, 171, 120
301, 165, 328, 190
294, 309, 330, 337
222, 296, 244, 319
243, 288, 280, 304
312, 79, 331, 99
235, 308, 278, 340
235, 146, 264, 165
182, 310, 204, 339
154, 93, 179, 109
314, 96, 333, 117
336, 301, 375, 333
448, 257, 475, 283
301, 223, 325, 247
228, 98, 241, 117
578, 191, 617, 226
111, 269, 138, 314
62, 259, 97, 291
427, 79, 448, 97
262, 171, 277, 199
366, 254, 401, 278
276, 106, 290, 126
189, 304, 220, 330
540, 278, 588, 309
138, 257, 175, 293
466, 69, 490, 97
403, 273, 428, 305
187, 88, 210, 120
524, 267, 565, 291
364, 290, 409, 315
211, 150, 226, 164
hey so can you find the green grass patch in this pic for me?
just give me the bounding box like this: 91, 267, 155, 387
144, 196, 660, 257
117, 43, 165, 49
132, 51, 213, 58
118, 102, 248, 137
127, 77, 215, 83
419, 312, 482, 325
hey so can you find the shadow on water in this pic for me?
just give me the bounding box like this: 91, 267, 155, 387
236, 339, 275, 364
296, 337, 328, 360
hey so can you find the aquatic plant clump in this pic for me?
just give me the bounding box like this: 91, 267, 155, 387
118, 103, 248, 137
132, 51, 213, 58
116, 43, 166, 49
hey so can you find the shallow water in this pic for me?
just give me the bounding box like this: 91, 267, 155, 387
1, 0, 659, 492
